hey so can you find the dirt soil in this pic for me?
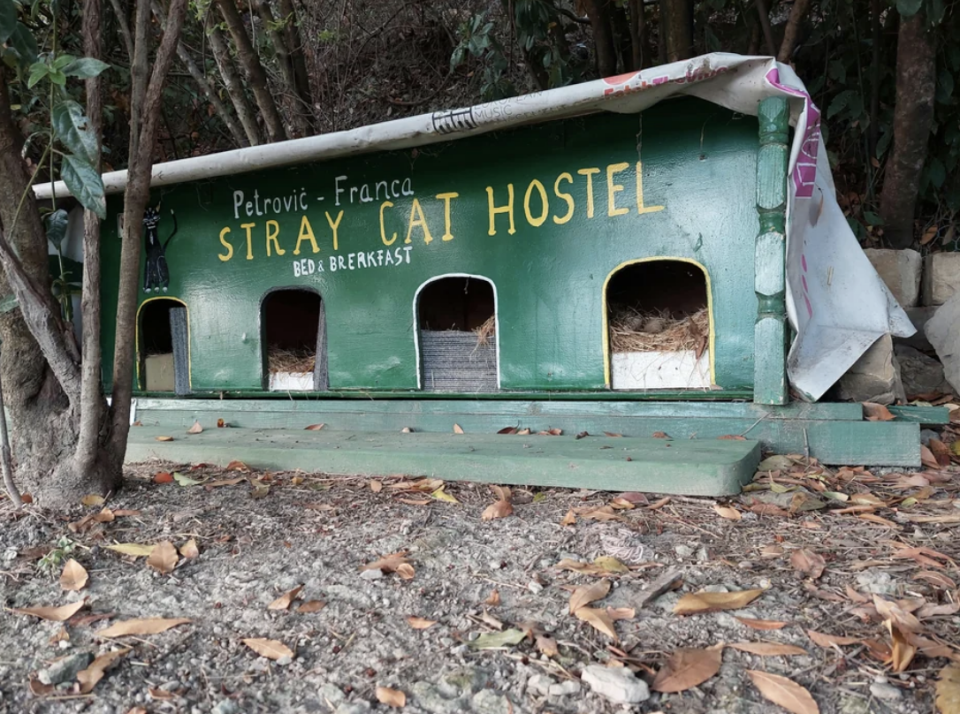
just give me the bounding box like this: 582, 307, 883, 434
2, 438, 960, 714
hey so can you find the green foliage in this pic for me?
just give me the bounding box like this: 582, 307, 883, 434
36, 535, 76, 576
62, 155, 106, 218
44, 207, 68, 246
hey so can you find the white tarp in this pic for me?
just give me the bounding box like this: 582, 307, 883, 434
35, 53, 913, 400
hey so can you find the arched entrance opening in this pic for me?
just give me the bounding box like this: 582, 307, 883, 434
138, 298, 190, 394
605, 260, 713, 390
416, 275, 498, 392
261, 288, 327, 391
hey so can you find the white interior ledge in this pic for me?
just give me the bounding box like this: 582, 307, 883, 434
269, 372, 314, 392
611, 350, 710, 390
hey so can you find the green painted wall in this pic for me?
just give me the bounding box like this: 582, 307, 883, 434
100, 97, 760, 394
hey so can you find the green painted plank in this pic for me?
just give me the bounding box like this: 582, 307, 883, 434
126, 428, 761, 497
134, 389, 756, 402
133, 397, 864, 421
887, 405, 951, 424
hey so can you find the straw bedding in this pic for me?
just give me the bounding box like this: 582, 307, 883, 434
609, 306, 708, 356
268, 347, 316, 374
473, 315, 496, 348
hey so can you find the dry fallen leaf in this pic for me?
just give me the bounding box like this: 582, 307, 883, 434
863, 402, 896, 421
481, 499, 513, 521
243, 638, 295, 661
60, 559, 88, 591
453, 423, 464, 434
747, 670, 820, 714
305, 423, 325, 431
407, 616, 437, 630
652, 646, 723, 693
81, 494, 105, 507
569, 579, 612, 614
887, 620, 918, 673
268, 584, 304, 611
370, 480, 384, 493
484, 589, 501, 606
560, 510, 577, 526
376, 686, 406, 708
187, 421, 203, 434
805, 630, 861, 648
206, 477, 245, 488
729, 642, 808, 656
921, 444, 940, 470
574, 607, 618, 640
77, 647, 130, 693
674, 589, 764, 615
104, 543, 155, 558
97, 618, 192, 637
736, 617, 788, 630
48, 627, 69, 645
179, 539, 199, 559
791, 549, 826, 579
147, 541, 178, 575
363, 552, 415, 580
226, 460, 251, 472
12, 600, 85, 622
297, 600, 326, 613
874, 595, 923, 633
536, 634, 559, 657
155, 436, 174, 442
935, 662, 960, 713
153, 472, 173, 483
713, 503, 742, 520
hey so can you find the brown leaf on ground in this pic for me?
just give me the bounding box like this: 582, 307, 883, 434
407, 616, 437, 630
397, 498, 431, 506
516, 427, 531, 435
178, 539, 199, 559
205, 477, 245, 488
569, 579, 612, 613
153, 472, 173, 484
736, 617, 787, 630
105, 543, 156, 558
304, 423, 325, 431
363, 552, 415, 580
147, 541, 178, 575
718, 434, 747, 440
608, 497, 637, 510
369, 480, 383, 493
652, 645, 723, 693
874, 595, 923, 632
375, 686, 406, 708
863, 402, 896, 421
453, 423, 464, 434
579, 505, 623, 522
560, 510, 577, 526
226, 460, 251, 472
97, 618, 191, 637
555, 558, 626, 577
298, 600, 327, 613
217, 419, 225, 428
936, 663, 960, 713
929, 438, 953, 467
484, 590, 501, 606
806, 630, 861, 648
791, 549, 826, 579
606, 607, 635, 620
243, 638, 295, 661
93, 508, 115, 523
77, 647, 130, 694
713, 503, 742, 520
497, 426, 518, 434
652, 431, 670, 439
155, 436, 174, 442
401, 426, 413, 433
490, 485, 512, 502
921, 444, 940, 470
729, 642, 808, 656
647, 497, 671, 510
48, 628, 69, 645
604, 431, 623, 437
481, 500, 513, 521
12, 600, 85, 622
60, 559, 88, 591
918, 601, 960, 618
888, 620, 918, 672
268, 584, 304, 611
674, 589, 763, 615
574, 607, 618, 640
747, 670, 820, 714
892, 546, 956, 569
81, 494, 105, 507
536, 634, 559, 657
187, 421, 203, 434
914, 571, 958, 590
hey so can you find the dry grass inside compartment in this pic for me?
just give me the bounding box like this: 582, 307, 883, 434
609, 306, 709, 355
268, 347, 316, 374
473, 315, 496, 348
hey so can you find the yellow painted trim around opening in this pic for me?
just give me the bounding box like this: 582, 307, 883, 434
135, 296, 192, 391
602, 257, 716, 389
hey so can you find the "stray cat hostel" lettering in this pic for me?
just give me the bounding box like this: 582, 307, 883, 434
214, 160, 665, 279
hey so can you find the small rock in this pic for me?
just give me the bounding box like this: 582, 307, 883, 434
757, 454, 794, 471
527, 674, 553, 696
581, 664, 650, 704
674, 545, 694, 559
894, 344, 950, 396
837, 334, 905, 405
920, 429, 940, 446
471, 688, 513, 714
548, 681, 581, 697
922, 252, 960, 306
359, 568, 383, 581
869, 681, 902, 701
38, 652, 94, 686
926, 292, 960, 394
410, 681, 459, 714
334, 702, 372, 714
319, 683, 345, 707
212, 700, 240, 714
856, 568, 899, 596
527, 581, 544, 594
276, 655, 292, 666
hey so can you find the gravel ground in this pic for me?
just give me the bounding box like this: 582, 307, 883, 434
2, 440, 959, 714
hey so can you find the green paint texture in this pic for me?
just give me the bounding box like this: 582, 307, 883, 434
100, 98, 762, 394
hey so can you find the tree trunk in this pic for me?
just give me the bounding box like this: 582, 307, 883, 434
255, 0, 312, 137
610, 2, 633, 72
879, 14, 936, 248
660, 0, 694, 63
582, 0, 618, 77
151, 0, 249, 148
207, 19, 262, 146
277, 0, 313, 121
217, 0, 287, 143
627, 0, 651, 69
755, 0, 777, 56
109, 0, 189, 456
777, 0, 809, 62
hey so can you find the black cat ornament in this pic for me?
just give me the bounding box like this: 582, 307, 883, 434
142, 205, 178, 293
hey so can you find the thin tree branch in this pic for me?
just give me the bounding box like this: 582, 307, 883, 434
755, 0, 777, 57
777, 0, 809, 62
106, 0, 135, 60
